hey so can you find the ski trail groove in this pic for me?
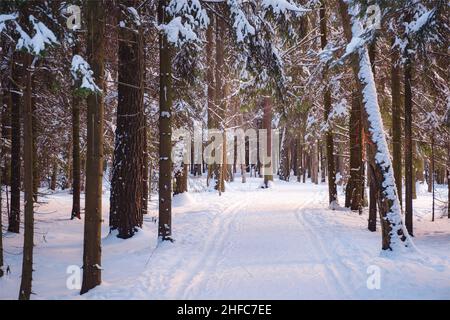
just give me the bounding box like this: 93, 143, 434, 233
171, 196, 247, 299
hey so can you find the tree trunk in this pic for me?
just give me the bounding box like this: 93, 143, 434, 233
214, 11, 226, 193
205, 17, 215, 188
367, 41, 378, 225
18, 52, 34, 300
81, 0, 105, 294
9, 52, 22, 234
263, 97, 273, 188
50, 160, 57, 190
279, 126, 290, 181
320, 1, 337, 206
31, 74, 38, 202
71, 41, 81, 220
142, 122, 149, 215
0, 83, 4, 278
345, 91, 363, 212
1, 83, 11, 187
431, 134, 435, 222
404, 41, 414, 236
338, 0, 406, 250
391, 44, 402, 207
110, 0, 145, 239
158, 0, 173, 241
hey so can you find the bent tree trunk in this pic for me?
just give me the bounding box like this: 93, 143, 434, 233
339, 0, 407, 250
81, 0, 105, 294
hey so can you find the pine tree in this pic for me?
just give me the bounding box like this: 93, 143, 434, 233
0, 82, 3, 278
110, 0, 145, 238
18, 51, 34, 300
338, 0, 407, 250
8, 50, 22, 234
403, 13, 414, 235
391, 40, 402, 208
158, 0, 173, 241
71, 40, 81, 220
320, 0, 337, 207
81, 0, 105, 294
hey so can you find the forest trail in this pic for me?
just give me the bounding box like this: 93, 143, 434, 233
1, 178, 450, 299
88, 178, 450, 300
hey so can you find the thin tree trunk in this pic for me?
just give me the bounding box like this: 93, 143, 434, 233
71, 41, 81, 220
110, 0, 145, 239
215, 11, 226, 193
50, 160, 57, 190
205, 18, 215, 188
0, 83, 3, 278
320, 1, 337, 206
18, 52, 34, 300
391, 44, 402, 207
81, 0, 105, 294
431, 134, 435, 222
447, 142, 449, 218
9, 52, 22, 234
345, 91, 363, 212
263, 97, 273, 188
404, 39, 414, 236
31, 74, 38, 202
142, 122, 149, 215
1, 83, 11, 187
158, 0, 173, 241
367, 41, 378, 224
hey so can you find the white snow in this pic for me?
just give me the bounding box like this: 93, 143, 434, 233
0, 13, 18, 32
1, 178, 449, 300
14, 15, 59, 55
346, 2, 410, 250
262, 0, 308, 16
71, 55, 102, 93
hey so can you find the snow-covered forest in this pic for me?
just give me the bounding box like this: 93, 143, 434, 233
0, 0, 449, 300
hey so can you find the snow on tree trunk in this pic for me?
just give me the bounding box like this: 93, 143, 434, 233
339, 0, 411, 251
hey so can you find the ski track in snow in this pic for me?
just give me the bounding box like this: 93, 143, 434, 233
1, 178, 450, 299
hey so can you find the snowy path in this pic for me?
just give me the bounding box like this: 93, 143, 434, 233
1, 178, 450, 299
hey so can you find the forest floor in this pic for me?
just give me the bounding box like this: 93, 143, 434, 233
1, 177, 450, 299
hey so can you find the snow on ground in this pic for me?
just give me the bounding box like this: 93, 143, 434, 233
1, 177, 449, 299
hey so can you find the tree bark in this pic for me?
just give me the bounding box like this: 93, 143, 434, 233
263, 97, 273, 187
0, 82, 3, 278
391, 43, 402, 207
404, 37, 414, 236
158, 0, 173, 241
205, 18, 216, 188
18, 52, 34, 300
345, 91, 363, 212
214, 11, 226, 193
320, 1, 337, 206
71, 41, 81, 220
338, 0, 406, 250
81, 0, 105, 294
9, 51, 22, 234
110, 0, 145, 239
